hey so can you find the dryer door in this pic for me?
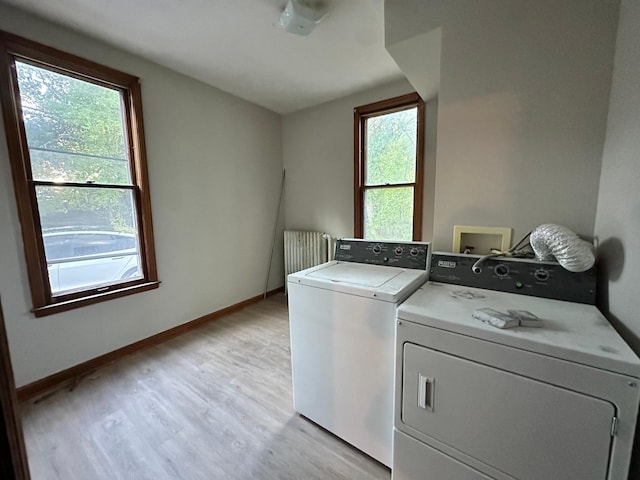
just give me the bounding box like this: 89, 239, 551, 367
401, 343, 615, 480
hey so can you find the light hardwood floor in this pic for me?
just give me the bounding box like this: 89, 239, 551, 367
19, 294, 391, 480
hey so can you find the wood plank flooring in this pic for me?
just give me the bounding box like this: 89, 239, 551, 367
19, 294, 391, 480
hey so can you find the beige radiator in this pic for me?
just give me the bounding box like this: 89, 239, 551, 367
284, 230, 332, 291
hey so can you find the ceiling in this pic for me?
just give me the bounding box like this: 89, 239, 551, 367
1, 0, 405, 114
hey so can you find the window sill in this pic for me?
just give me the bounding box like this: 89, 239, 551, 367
32, 281, 160, 318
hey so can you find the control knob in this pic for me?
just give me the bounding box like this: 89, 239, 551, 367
534, 269, 550, 281
494, 264, 509, 277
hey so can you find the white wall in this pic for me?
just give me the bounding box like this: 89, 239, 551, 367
282, 78, 438, 242
0, 5, 284, 386
594, 5, 640, 474
595, 0, 640, 355
386, 0, 619, 250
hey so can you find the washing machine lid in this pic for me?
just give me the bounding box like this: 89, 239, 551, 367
307, 262, 401, 286
397, 282, 640, 377
288, 261, 428, 303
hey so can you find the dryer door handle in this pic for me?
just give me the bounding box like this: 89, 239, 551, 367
418, 373, 435, 412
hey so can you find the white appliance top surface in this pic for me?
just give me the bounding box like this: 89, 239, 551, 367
397, 282, 640, 377
288, 261, 428, 303
307, 262, 402, 287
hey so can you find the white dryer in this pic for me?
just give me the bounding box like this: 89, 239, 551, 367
288, 238, 430, 467
393, 253, 640, 480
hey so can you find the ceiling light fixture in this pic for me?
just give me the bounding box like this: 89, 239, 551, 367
276, 0, 328, 36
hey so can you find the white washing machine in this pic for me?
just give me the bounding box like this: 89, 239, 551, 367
288, 238, 430, 467
393, 253, 640, 480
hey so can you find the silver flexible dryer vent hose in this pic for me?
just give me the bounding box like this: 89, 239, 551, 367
529, 224, 595, 272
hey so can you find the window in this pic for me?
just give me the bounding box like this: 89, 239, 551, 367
0, 31, 158, 317
354, 93, 425, 241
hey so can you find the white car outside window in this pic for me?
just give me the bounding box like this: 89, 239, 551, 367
43, 231, 141, 295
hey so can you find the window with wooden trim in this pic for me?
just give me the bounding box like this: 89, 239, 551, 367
354, 92, 425, 241
0, 31, 159, 317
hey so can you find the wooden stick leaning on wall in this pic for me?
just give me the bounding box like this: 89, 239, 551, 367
264, 170, 286, 299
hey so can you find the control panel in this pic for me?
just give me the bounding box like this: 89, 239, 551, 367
429, 253, 596, 304
334, 239, 430, 270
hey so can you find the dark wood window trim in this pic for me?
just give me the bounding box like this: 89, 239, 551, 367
0, 31, 159, 317
353, 92, 425, 240
0, 297, 30, 479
